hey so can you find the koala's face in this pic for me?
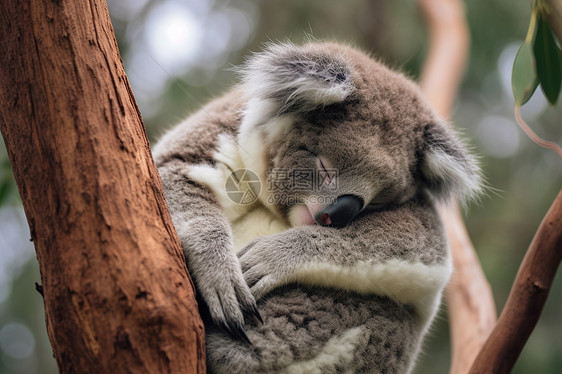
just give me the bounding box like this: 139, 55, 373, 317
237, 43, 480, 227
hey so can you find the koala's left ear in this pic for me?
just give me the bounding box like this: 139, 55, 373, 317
420, 122, 481, 203
239, 42, 354, 115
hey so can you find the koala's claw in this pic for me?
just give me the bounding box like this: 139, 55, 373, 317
235, 283, 263, 324
195, 253, 259, 342
220, 321, 252, 344
246, 304, 263, 324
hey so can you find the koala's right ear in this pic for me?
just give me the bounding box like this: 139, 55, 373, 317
420, 122, 482, 204
238, 43, 354, 116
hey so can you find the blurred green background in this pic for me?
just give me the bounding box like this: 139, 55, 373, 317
0, 0, 560, 373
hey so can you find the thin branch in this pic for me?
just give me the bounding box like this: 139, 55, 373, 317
469, 188, 562, 374
438, 204, 497, 374
418, 0, 469, 118
514, 105, 562, 158
417, 1, 498, 373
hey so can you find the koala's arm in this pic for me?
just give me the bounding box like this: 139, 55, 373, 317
153, 93, 259, 340
239, 198, 451, 322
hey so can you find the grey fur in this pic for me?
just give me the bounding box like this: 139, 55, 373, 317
153, 42, 480, 373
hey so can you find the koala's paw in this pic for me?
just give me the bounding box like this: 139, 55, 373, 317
196, 254, 262, 343
238, 237, 300, 301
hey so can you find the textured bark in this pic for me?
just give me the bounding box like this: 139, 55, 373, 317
469, 189, 562, 374
417, 1, 498, 373
0, 1, 205, 373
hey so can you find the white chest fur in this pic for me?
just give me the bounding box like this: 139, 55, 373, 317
187, 134, 290, 251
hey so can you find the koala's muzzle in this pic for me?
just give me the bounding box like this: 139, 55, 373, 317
316, 195, 363, 228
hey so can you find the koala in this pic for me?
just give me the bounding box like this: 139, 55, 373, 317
152, 42, 480, 373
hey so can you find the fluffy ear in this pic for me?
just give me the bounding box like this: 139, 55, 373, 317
238, 43, 354, 115
420, 122, 482, 203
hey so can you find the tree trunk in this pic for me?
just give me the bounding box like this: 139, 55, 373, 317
0, 1, 205, 373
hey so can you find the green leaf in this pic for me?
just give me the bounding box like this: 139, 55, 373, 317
533, 13, 562, 105
512, 41, 540, 106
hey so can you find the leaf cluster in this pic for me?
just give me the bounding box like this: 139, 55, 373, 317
512, 4, 562, 106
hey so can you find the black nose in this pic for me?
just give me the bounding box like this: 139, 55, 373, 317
316, 195, 363, 228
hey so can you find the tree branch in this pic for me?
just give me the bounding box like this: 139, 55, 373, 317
419, 0, 470, 118
469, 188, 562, 373
438, 204, 497, 374
0, 1, 205, 372
417, 1, 498, 373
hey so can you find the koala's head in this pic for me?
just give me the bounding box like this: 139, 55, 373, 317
237, 42, 480, 227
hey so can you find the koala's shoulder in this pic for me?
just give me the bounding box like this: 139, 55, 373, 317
153, 90, 245, 167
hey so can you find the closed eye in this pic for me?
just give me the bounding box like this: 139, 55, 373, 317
364, 201, 386, 212
297, 145, 316, 156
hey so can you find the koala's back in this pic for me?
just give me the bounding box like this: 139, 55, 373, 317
206, 285, 419, 374
153, 91, 243, 168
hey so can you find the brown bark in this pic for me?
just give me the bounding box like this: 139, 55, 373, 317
0, 1, 205, 373
469, 189, 562, 374
417, 1, 498, 373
